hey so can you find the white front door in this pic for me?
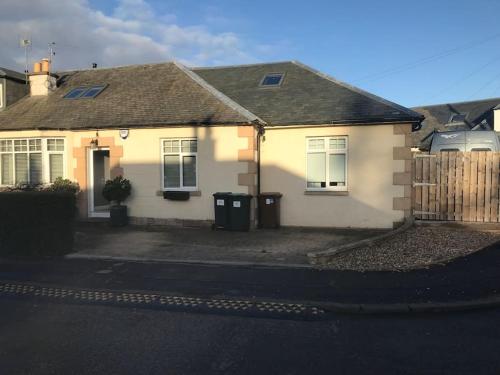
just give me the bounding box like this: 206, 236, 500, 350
88, 148, 111, 218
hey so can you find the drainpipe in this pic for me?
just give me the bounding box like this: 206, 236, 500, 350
256, 123, 265, 228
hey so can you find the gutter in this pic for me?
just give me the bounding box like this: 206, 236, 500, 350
263, 120, 423, 130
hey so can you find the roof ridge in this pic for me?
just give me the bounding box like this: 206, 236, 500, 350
412, 97, 500, 109
192, 60, 294, 71
174, 62, 266, 125
56, 61, 179, 75
0, 67, 27, 81
291, 61, 423, 121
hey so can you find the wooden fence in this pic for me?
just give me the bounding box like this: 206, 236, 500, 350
413, 151, 500, 222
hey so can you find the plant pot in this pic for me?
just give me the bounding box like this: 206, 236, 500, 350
110, 204, 128, 227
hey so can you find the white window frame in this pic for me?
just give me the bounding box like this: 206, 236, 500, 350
0, 137, 66, 186
45, 138, 66, 183
160, 138, 198, 191
305, 136, 348, 192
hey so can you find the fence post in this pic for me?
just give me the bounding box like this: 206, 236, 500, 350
463, 153, 471, 221
454, 152, 463, 221
492, 153, 499, 222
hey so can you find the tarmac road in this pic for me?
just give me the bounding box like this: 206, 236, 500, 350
0, 297, 499, 374
1, 250, 500, 374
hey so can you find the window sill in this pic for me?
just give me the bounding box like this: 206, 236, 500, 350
304, 190, 348, 196
156, 190, 201, 197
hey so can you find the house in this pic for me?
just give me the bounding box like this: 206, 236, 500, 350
0, 60, 422, 229
0, 67, 28, 111
411, 97, 500, 150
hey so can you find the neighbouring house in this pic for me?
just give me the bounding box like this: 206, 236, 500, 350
411, 97, 500, 150
0, 67, 28, 111
0, 60, 422, 229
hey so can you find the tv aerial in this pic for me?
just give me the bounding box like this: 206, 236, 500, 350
19, 37, 32, 83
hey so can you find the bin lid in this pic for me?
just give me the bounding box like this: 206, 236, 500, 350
213, 192, 232, 197
231, 193, 253, 198
259, 192, 282, 197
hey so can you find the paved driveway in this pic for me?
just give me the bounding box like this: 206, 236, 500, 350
73, 224, 385, 265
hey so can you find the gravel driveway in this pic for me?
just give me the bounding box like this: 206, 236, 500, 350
325, 224, 500, 271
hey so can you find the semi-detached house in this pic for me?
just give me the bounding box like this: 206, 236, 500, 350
0, 60, 423, 229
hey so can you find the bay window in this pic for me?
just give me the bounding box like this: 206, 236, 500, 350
306, 136, 347, 191
162, 139, 197, 190
0, 138, 65, 185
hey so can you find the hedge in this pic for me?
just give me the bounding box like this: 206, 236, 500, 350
0, 192, 76, 256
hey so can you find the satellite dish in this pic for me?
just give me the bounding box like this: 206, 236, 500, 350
44, 79, 56, 90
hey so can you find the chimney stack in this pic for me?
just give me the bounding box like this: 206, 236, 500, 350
29, 58, 56, 96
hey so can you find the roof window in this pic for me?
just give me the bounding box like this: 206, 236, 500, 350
64, 85, 106, 99
260, 73, 284, 87
64, 87, 87, 99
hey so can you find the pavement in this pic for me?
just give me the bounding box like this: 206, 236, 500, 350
1, 239, 500, 314
73, 223, 384, 266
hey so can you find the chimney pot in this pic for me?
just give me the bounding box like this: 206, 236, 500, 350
33, 62, 41, 73
41, 58, 50, 73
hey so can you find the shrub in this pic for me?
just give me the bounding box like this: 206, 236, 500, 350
0, 192, 76, 256
0, 183, 43, 192
0, 178, 80, 194
102, 176, 131, 205
46, 177, 80, 195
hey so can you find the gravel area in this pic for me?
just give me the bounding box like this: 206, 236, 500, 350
325, 225, 500, 272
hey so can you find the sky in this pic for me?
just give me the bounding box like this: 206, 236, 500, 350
0, 0, 499, 107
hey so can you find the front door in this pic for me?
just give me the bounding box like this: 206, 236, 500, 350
88, 149, 110, 217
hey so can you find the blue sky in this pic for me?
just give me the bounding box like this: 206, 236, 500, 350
2, 0, 499, 107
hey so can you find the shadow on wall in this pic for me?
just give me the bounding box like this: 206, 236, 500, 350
76, 124, 400, 228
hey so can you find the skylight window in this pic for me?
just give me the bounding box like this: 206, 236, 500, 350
64, 87, 87, 99
80, 85, 106, 98
260, 73, 284, 87
63, 85, 106, 99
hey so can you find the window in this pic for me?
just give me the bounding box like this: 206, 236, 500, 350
80, 85, 106, 98
0, 138, 65, 185
162, 139, 197, 190
260, 73, 284, 87
64, 85, 106, 99
470, 148, 491, 152
64, 87, 87, 99
0, 83, 3, 108
306, 136, 347, 190
46, 139, 65, 182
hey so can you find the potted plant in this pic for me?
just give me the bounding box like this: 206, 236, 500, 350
102, 175, 132, 227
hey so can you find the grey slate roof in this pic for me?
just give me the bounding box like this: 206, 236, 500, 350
411, 97, 500, 149
0, 60, 422, 131
194, 61, 423, 126
0, 67, 27, 82
0, 62, 260, 131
